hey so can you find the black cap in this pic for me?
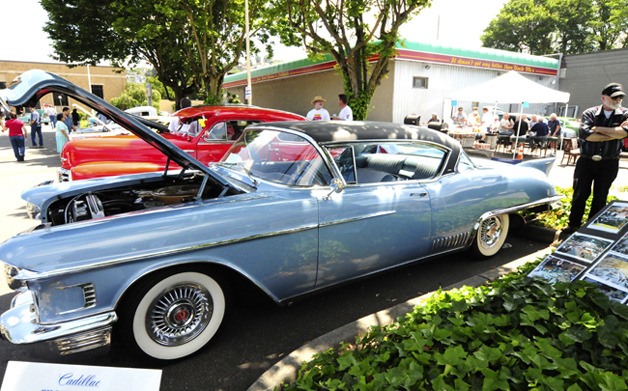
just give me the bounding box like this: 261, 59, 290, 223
602, 83, 625, 98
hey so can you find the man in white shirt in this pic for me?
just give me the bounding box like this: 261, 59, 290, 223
481, 107, 494, 132
331, 94, 353, 120
306, 96, 331, 121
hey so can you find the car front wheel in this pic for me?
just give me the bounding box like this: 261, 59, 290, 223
470, 214, 509, 259
119, 270, 227, 360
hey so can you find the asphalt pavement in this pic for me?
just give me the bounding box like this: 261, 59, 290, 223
0, 126, 626, 390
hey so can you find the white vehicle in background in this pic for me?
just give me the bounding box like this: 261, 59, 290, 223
125, 105, 159, 117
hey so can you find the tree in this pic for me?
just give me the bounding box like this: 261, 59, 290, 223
162, 0, 272, 104
110, 82, 162, 110
269, 0, 431, 120
480, 0, 556, 54
481, 0, 628, 55
41, 0, 271, 109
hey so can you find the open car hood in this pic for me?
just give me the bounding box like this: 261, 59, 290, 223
0, 69, 230, 187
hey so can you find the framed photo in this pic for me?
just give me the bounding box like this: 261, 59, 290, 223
555, 233, 613, 264
582, 276, 628, 303
610, 234, 628, 257
586, 253, 628, 292
528, 255, 585, 283
587, 202, 628, 234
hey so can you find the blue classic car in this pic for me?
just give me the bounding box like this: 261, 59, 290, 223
0, 70, 560, 361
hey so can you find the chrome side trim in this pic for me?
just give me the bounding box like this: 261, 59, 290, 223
319, 210, 395, 228
473, 194, 563, 231
13, 222, 320, 282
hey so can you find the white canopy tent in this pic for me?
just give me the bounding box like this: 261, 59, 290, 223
452, 70, 570, 104
451, 70, 570, 158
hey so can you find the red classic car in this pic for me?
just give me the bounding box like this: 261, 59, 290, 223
59, 105, 305, 181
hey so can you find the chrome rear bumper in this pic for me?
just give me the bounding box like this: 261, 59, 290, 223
0, 291, 117, 355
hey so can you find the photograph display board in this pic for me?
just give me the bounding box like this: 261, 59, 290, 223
528, 201, 628, 304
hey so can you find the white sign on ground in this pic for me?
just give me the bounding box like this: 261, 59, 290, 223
1, 361, 161, 391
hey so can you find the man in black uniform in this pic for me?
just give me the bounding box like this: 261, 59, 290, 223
566, 83, 628, 233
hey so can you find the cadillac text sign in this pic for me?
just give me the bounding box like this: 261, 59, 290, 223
1, 361, 161, 391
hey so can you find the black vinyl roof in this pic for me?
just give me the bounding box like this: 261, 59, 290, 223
253, 120, 460, 149
250, 120, 462, 175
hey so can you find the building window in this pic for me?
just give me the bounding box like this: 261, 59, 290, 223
413, 77, 428, 89
54, 94, 69, 107
91, 85, 104, 99
0, 81, 6, 89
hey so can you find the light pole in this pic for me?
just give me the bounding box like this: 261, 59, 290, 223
245, 0, 252, 105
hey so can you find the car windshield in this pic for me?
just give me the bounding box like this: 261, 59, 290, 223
222, 129, 333, 187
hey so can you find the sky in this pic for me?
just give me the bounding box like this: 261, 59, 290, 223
5, 0, 507, 64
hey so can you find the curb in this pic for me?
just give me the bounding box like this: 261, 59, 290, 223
247, 247, 554, 391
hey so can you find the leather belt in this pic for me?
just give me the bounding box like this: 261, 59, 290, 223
580, 155, 620, 161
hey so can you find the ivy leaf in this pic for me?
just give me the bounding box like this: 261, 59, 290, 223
337, 352, 358, 371
610, 302, 628, 320
435, 345, 468, 367
559, 326, 592, 344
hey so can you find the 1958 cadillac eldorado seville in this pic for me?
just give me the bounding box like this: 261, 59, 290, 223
0, 70, 560, 361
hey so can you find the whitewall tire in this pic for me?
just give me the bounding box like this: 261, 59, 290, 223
124, 271, 226, 360
471, 214, 510, 259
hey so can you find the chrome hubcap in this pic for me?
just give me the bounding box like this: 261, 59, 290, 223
146, 283, 212, 346
480, 216, 502, 247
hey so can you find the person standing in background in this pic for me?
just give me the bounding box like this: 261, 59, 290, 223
481, 107, 493, 132
547, 113, 562, 151
306, 96, 330, 121
565, 83, 628, 234
62, 107, 76, 133
55, 112, 70, 155
29, 107, 43, 148
331, 94, 353, 121
71, 108, 80, 128
45, 104, 58, 128
2, 112, 28, 161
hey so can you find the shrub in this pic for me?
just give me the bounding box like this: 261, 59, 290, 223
284, 262, 628, 390
528, 187, 617, 230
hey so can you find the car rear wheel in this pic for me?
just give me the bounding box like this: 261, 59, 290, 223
119, 270, 227, 360
471, 214, 509, 259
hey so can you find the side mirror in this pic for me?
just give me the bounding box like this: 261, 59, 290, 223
325, 178, 344, 199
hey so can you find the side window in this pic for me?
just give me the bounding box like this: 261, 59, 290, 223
457, 152, 476, 172
205, 122, 227, 141
202, 120, 256, 142
329, 142, 446, 184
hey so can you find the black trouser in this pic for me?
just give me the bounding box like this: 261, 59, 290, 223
568, 157, 620, 227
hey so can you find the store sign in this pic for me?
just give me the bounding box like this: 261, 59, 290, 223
528, 201, 628, 304
396, 49, 559, 76
1, 361, 161, 391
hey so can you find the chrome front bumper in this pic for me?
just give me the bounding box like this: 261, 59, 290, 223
0, 291, 117, 355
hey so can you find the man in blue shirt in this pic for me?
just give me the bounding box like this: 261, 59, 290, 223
29, 107, 43, 148
62, 107, 75, 133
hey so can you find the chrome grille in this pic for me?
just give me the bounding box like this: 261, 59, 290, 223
55, 327, 112, 355
82, 283, 97, 308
